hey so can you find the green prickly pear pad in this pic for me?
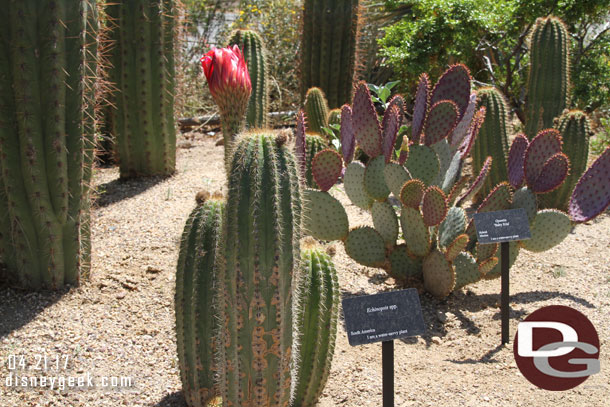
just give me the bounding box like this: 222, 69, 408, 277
399, 179, 426, 209
303, 189, 349, 241
384, 162, 412, 199
423, 249, 456, 298
422, 186, 448, 227
364, 156, 390, 200
388, 245, 423, 281
521, 209, 572, 252
344, 161, 374, 209
345, 227, 387, 267
400, 207, 430, 257
453, 252, 481, 290
372, 201, 399, 245
512, 187, 537, 223
445, 234, 469, 262
438, 207, 467, 248
405, 144, 440, 186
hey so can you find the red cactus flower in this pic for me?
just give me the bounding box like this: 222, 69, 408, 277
201, 45, 252, 107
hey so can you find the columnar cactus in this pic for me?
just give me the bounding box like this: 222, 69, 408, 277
175, 195, 224, 407
292, 246, 340, 407
227, 29, 269, 129
0, 0, 97, 290
524, 16, 570, 139
304, 87, 330, 135
300, 0, 360, 108
105, 0, 177, 178
217, 132, 302, 407
473, 87, 509, 201
302, 64, 610, 298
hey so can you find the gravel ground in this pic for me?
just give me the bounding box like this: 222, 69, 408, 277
1, 134, 608, 407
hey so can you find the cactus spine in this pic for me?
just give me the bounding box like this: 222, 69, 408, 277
542, 110, 591, 210
304, 87, 330, 135
175, 196, 224, 407
524, 16, 570, 139
300, 0, 360, 108
105, 0, 176, 178
473, 87, 509, 200
227, 29, 269, 129
292, 247, 340, 407
0, 0, 97, 290
218, 132, 302, 407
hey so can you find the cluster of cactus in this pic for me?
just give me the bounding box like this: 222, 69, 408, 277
175, 132, 339, 407
0, 0, 98, 290
300, 64, 610, 298
227, 29, 269, 129
300, 0, 361, 108
472, 16, 592, 210
105, 0, 177, 178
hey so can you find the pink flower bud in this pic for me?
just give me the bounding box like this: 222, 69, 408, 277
201, 45, 252, 106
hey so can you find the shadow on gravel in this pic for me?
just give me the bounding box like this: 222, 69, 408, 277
0, 286, 68, 339
447, 343, 505, 365
154, 391, 187, 407
94, 175, 167, 208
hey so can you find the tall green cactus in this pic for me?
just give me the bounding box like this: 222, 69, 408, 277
292, 247, 340, 407
473, 87, 509, 201
0, 0, 97, 290
227, 29, 269, 129
304, 87, 330, 135
218, 132, 302, 407
300, 0, 360, 108
105, 0, 176, 178
524, 16, 570, 140
175, 196, 224, 407
541, 110, 591, 210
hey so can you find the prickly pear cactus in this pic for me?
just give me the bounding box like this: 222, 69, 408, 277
218, 132, 302, 407
302, 64, 610, 299
292, 245, 340, 407
0, 0, 98, 290
227, 29, 269, 129
175, 195, 224, 407
524, 16, 570, 139
105, 0, 176, 178
300, 0, 360, 108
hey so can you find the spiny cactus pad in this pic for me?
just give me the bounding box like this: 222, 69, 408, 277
439, 207, 467, 248
483, 241, 519, 280
389, 245, 423, 281
422, 186, 449, 227
312, 149, 343, 192
508, 134, 529, 188
372, 201, 399, 245
364, 156, 391, 200
304, 135, 328, 188
422, 100, 459, 146
405, 144, 440, 186
522, 209, 572, 252
430, 64, 472, 119
475, 242, 498, 262
512, 187, 537, 222
448, 176, 470, 206
303, 189, 349, 241
568, 147, 610, 223
412, 73, 430, 143
478, 257, 499, 275
382, 105, 402, 162
530, 153, 569, 193
477, 182, 512, 213
384, 162, 412, 199
453, 252, 480, 290
345, 227, 387, 267
400, 180, 426, 209
400, 207, 431, 257
344, 161, 374, 209
353, 82, 382, 157
423, 249, 456, 298
446, 234, 469, 262
458, 107, 485, 159
433, 140, 455, 188
450, 93, 477, 148
524, 129, 563, 188
457, 156, 492, 206
340, 104, 355, 163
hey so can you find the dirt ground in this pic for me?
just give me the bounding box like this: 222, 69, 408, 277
1, 134, 608, 407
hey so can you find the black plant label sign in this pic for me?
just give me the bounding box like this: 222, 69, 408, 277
473, 208, 532, 245
343, 288, 425, 346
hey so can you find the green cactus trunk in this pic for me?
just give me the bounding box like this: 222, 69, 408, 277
291, 248, 339, 407
524, 16, 570, 140
218, 132, 302, 407
304, 87, 330, 135
300, 0, 360, 109
227, 29, 268, 129
105, 0, 176, 178
473, 87, 509, 201
175, 198, 224, 407
305, 134, 328, 188
541, 110, 591, 210
0, 0, 96, 290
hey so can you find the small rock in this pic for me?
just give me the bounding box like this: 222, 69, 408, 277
146, 265, 162, 274
436, 311, 447, 323
177, 140, 192, 149
215, 138, 224, 146
116, 291, 127, 300
431, 336, 441, 345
